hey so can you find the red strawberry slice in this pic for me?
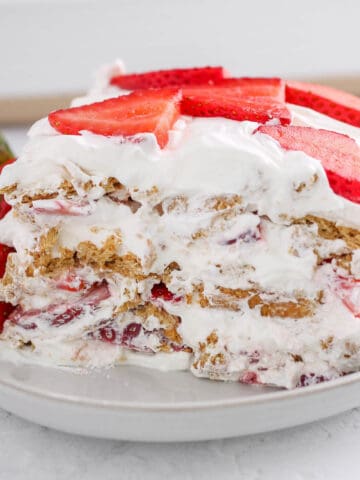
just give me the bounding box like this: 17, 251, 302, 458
32, 199, 92, 216
151, 282, 175, 301
0, 302, 15, 333
0, 198, 11, 220
97, 326, 118, 343
181, 87, 291, 125
0, 242, 16, 333
297, 374, 327, 387
257, 125, 360, 203
9, 280, 111, 329
332, 276, 360, 317
55, 272, 87, 292
0, 243, 15, 279
97, 323, 142, 345
110, 66, 226, 90
240, 371, 259, 385
94, 322, 149, 352
286, 81, 360, 127
214, 78, 285, 101
51, 280, 111, 327
151, 282, 182, 302
122, 322, 142, 344
49, 89, 182, 148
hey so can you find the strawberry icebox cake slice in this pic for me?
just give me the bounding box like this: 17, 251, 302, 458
2, 61, 360, 389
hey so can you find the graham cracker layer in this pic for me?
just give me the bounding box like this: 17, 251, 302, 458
189, 284, 317, 319
296, 215, 360, 250
29, 228, 146, 280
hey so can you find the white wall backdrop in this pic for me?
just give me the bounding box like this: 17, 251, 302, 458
1, 0, 359, 95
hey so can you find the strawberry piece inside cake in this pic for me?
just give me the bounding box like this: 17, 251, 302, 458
2, 62, 360, 389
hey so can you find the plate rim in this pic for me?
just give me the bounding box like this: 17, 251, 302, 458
1, 362, 360, 412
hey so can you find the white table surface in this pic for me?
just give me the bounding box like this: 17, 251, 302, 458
1, 127, 360, 479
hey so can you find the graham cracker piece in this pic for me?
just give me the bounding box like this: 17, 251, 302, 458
0, 184, 17, 195
100, 177, 124, 193
21, 191, 58, 204
296, 215, 360, 249
30, 230, 147, 280
134, 303, 183, 344
248, 294, 315, 318
59, 179, 77, 197
193, 283, 316, 319
205, 194, 243, 211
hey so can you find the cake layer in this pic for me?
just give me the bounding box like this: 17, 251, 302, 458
1, 62, 360, 389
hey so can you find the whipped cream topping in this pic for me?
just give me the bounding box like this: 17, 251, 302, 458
2, 113, 360, 227
2, 61, 360, 388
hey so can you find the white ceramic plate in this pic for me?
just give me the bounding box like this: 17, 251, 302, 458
0, 357, 360, 442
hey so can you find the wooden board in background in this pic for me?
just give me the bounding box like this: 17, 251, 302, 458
0, 76, 359, 125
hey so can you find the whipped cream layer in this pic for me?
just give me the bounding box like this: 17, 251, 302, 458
1, 65, 360, 389
2, 113, 360, 226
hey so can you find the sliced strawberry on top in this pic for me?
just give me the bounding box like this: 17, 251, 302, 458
0, 243, 15, 279
110, 66, 226, 90
181, 86, 291, 125
257, 125, 360, 203
214, 77, 285, 101
286, 81, 360, 127
49, 88, 182, 148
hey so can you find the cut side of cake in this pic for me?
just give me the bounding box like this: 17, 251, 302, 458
1, 62, 360, 388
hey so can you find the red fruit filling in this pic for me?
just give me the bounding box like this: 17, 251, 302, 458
0, 302, 15, 333
219, 226, 261, 246
32, 199, 92, 216
94, 322, 147, 352
240, 371, 259, 384
151, 282, 181, 302
0, 243, 15, 278
9, 280, 111, 330
122, 322, 142, 344
55, 272, 87, 292
0, 198, 11, 220
297, 373, 328, 387
0, 243, 16, 333
332, 276, 360, 317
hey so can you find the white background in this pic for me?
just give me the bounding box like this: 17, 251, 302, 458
1, 0, 360, 96
1, 1, 360, 478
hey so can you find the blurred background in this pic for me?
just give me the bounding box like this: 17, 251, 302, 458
0, 0, 359, 152
1, 0, 360, 96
